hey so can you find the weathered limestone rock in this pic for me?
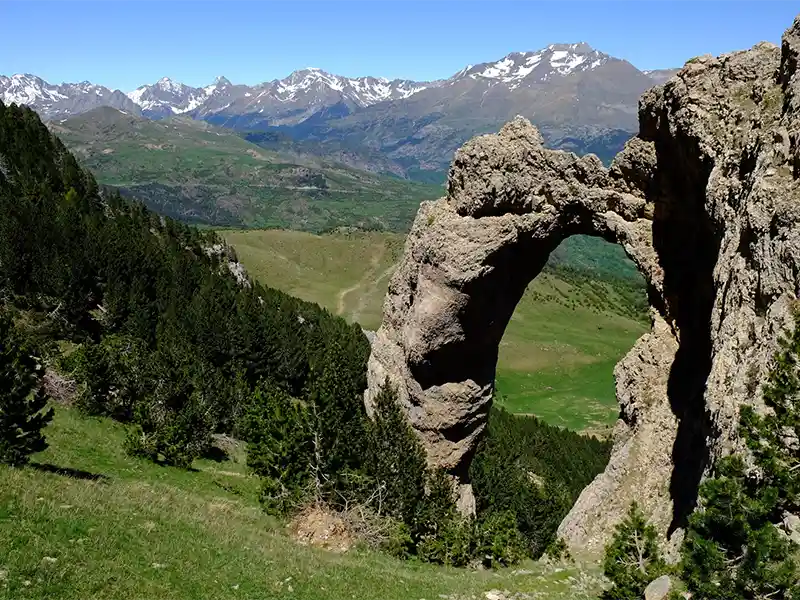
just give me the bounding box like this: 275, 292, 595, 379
365, 17, 800, 554
644, 575, 673, 600
782, 512, 800, 545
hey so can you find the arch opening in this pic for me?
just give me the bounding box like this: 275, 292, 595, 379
493, 234, 649, 434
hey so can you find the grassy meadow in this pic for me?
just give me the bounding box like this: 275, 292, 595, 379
221, 229, 649, 433
0, 407, 604, 600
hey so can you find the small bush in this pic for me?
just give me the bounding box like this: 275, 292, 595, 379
0, 312, 54, 466
123, 346, 215, 469
475, 510, 528, 567
70, 334, 151, 421
410, 468, 459, 543
417, 515, 476, 567
415, 509, 526, 568
378, 519, 415, 559
545, 537, 573, 562
126, 390, 213, 468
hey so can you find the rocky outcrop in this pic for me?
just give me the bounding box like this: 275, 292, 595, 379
365, 16, 800, 554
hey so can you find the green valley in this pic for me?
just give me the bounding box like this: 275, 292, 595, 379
50, 107, 442, 232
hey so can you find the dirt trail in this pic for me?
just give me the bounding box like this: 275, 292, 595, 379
336, 245, 386, 318
350, 263, 395, 324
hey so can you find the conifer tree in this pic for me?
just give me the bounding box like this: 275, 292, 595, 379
305, 340, 369, 501
601, 502, 668, 600
0, 312, 53, 466
368, 380, 427, 523
243, 379, 312, 515
679, 307, 800, 599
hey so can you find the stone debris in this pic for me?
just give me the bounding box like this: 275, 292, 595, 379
288, 505, 353, 553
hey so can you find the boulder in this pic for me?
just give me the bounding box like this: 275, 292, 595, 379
644, 575, 673, 600
782, 512, 800, 545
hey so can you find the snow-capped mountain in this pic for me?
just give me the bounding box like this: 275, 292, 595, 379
450, 43, 615, 88
0, 73, 140, 119
2, 42, 675, 126
3, 41, 679, 181
125, 76, 213, 118
192, 68, 434, 125
122, 69, 434, 125
642, 68, 680, 85
265, 68, 429, 107
274, 42, 669, 178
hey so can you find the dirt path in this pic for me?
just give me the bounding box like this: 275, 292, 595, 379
350, 263, 395, 324
336, 245, 386, 317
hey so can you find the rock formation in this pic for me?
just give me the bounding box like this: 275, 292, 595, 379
365, 16, 800, 555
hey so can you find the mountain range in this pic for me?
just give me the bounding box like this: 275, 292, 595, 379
2, 43, 678, 181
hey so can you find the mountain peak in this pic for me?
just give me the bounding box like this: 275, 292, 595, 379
156, 77, 184, 91
212, 75, 231, 86
546, 42, 594, 53
452, 42, 613, 87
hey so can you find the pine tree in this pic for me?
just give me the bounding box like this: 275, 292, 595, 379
305, 340, 370, 502
0, 312, 54, 466
368, 379, 427, 523
243, 379, 312, 515
680, 457, 798, 599
601, 502, 668, 600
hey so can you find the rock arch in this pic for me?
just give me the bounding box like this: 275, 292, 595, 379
366, 18, 800, 555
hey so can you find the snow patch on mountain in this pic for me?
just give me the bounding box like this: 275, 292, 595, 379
454, 43, 613, 89
3, 42, 671, 124
1, 74, 67, 105
126, 77, 216, 116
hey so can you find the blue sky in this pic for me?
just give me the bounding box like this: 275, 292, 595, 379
2, 1, 798, 91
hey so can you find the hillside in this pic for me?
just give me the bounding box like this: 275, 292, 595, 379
49, 107, 442, 231
221, 229, 649, 432
0, 406, 605, 600
0, 98, 614, 595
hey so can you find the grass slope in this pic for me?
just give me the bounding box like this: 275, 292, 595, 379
0, 407, 604, 600
221, 229, 649, 432
495, 271, 645, 432
49, 107, 442, 232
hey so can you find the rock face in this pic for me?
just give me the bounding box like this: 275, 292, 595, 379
365, 17, 800, 554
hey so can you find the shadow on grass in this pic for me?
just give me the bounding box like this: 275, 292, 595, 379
30, 462, 109, 482
202, 445, 229, 463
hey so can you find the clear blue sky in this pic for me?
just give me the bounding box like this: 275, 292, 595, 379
2, 1, 798, 91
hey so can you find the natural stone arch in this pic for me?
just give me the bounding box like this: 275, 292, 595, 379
366, 19, 800, 556
365, 117, 670, 527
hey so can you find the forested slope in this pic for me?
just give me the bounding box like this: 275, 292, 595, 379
0, 100, 370, 461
